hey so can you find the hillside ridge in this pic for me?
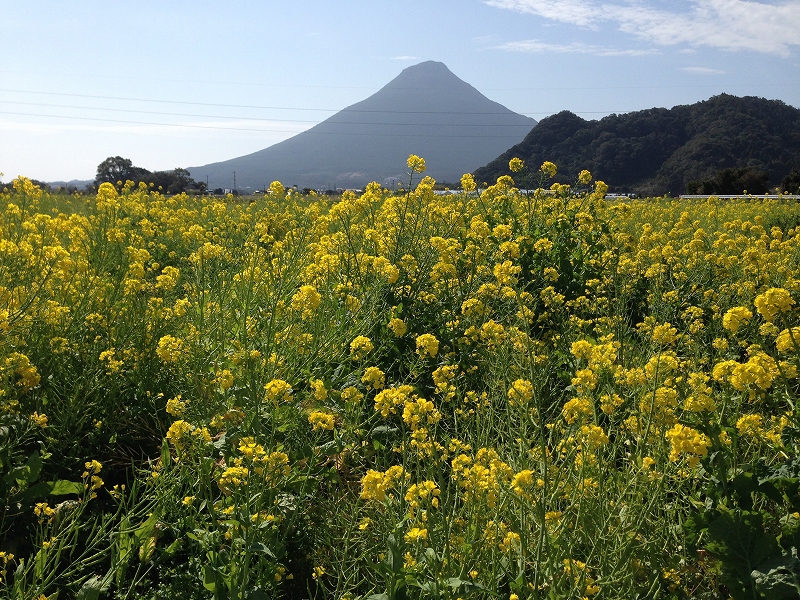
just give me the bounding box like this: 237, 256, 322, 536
473, 94, 800, 195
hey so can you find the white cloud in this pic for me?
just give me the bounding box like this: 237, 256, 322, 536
680, 66, 726, 74
390, 55, 420, 60
486, 0, 800, 56
485, 0, 603, 27
496, 39, 657, 56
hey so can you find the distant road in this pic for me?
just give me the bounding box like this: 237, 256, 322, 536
679, 195, 800, 199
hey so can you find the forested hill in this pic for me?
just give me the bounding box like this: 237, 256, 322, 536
473, 94, 800, 196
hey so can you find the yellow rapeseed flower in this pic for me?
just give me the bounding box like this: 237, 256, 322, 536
264, 379, 293, 403
415, 333, 439, 358
407, 154, 426, 173
460, 173, 476, 192
166, 420, 193, 448
350, 336, 374, 360
776, 327, 800, 353
360, 465, 408, 501
361, 366, 386, 391
29, 411, 48, 428
387, 317, 407, 337
308, 411, 335, 431
665, 424, 710, 468
722, 306, 753, 333
156, 335, 184, 363
754, 287, 794, 323
540, 161, 557, 178
507, 379, 534, 405
736, 414, 765, 438
218, 466, 249, 495
165, 395, 187, 416
404, 527, 428, 543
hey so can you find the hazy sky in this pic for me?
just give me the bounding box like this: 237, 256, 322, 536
2, 0, 799, 183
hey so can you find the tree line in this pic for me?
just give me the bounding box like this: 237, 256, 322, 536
94, 157, 205, 194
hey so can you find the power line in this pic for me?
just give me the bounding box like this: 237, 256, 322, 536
0, 100, 552, 124
0, 88, 532, 115
1, 75, 796, 94
3, 86, 795, 119
0, 110, 536, 137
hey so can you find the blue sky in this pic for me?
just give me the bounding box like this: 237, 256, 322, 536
1, 0, 798, 182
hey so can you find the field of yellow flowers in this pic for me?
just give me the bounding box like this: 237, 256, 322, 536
2, 156, 800, 599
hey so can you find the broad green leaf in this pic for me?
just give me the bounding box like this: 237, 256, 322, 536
245, 587, 269, 600
17, 481, 53, 504
203, 565, 217, 592
752, 553, 800, 599
25, 451, 43, 483
49, 480, 83, 495
248, 542, 275, 558
75, 575, 106, 600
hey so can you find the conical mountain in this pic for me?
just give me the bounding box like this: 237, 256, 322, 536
188, 61, 536, 190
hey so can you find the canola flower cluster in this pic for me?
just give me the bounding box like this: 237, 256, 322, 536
2, 159, 800, 598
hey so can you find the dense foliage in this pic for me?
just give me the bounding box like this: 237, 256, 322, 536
96, 156, 205, 195
2, 159, 800, 599
474, 94, 800, 196
686, 167, 771, 196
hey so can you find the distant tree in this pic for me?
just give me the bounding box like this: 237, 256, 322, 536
95, 156, 151, 187
95, 158, 204, 194
168, 168, 193, 194
782, 169, 800, 194
686, 167, 770, 195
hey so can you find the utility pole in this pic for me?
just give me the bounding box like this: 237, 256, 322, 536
233, 171, 236, 194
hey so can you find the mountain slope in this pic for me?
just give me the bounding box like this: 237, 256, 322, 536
189, 61, 536, 190
473, 94, 800, 195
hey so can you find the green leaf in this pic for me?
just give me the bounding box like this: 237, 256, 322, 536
317, 440, 340, 457
705, 509, 781, 596
731, 472, 758, 510
34, 547, 48, 580
115, 518, 134, 589
75, 575, 106, 600
203, 564, 218, 592
370, 426, 399, 439
4, 452, 43, 488
161, 437, 170, 469
133, 511, 160, 544
163, 538, 182, 556
248, 542, 275, 558
246, 588, 269, 600
752, 553, 800, 599
134, 510, 161, 562
17, 481, 53, 504
446, 577, 488, 593
25, 451, 43, 483
49, 480, 83, 495
761, 456, 800, 482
